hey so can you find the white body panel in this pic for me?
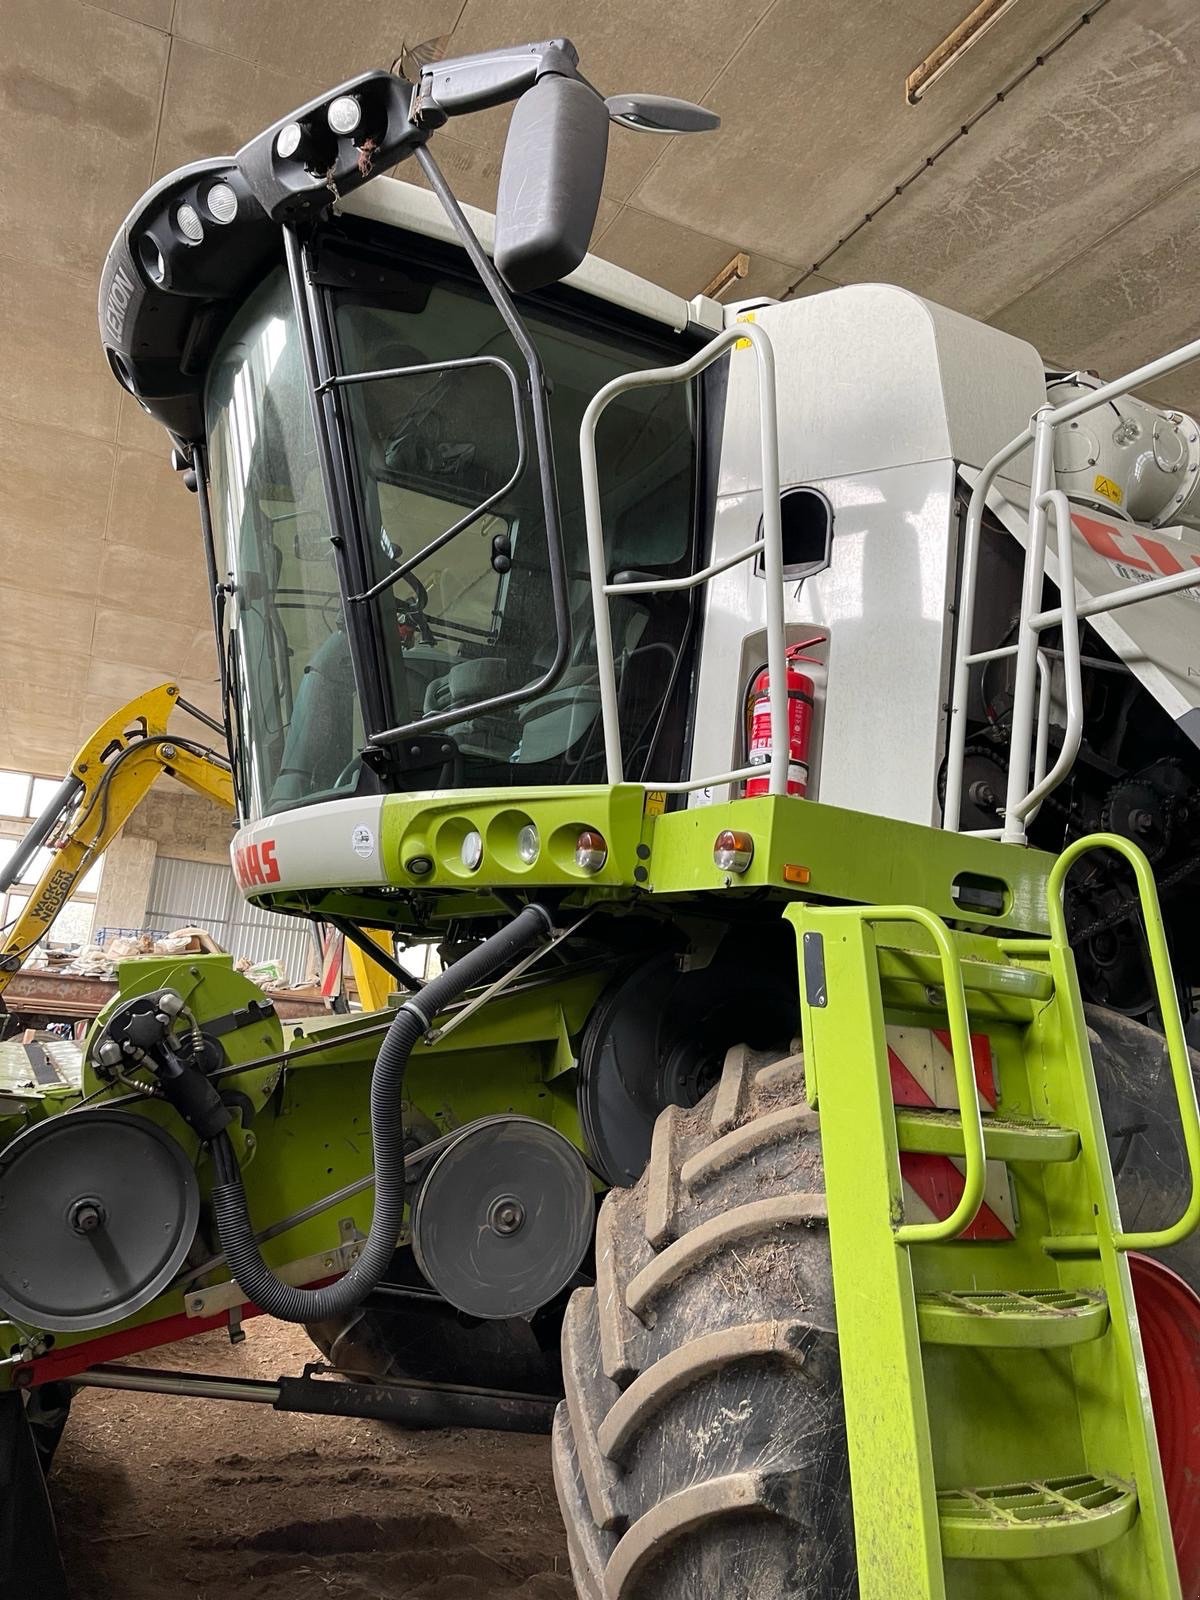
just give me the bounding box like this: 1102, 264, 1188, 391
232, 795, 388, 894
343, 178, 723, 337
715, 289, 1044, 495
688, 286, 1048, 823
689, 460, 960, 824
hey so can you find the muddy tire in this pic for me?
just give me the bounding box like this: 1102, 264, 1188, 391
553, 1044, 855, 1600
1085, 1004, 1200, 1293
24, 1383, 71, 1476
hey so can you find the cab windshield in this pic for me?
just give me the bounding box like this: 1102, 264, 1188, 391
205, 248, 699, 817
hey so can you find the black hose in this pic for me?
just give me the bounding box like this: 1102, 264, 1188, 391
208, 902, 554, 1323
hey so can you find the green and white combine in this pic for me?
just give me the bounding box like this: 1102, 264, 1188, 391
4, 35, 1200, 1599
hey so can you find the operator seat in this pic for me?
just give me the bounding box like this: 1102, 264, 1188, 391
268, 628, 357, 808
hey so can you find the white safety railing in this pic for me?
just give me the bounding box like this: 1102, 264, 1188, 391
945, 335, 1200, 845
580, 321, 790, 796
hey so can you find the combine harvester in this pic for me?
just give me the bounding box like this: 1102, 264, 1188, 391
4, 36, 1200, 1597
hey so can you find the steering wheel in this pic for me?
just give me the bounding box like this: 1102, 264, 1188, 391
394, 568, 435, 646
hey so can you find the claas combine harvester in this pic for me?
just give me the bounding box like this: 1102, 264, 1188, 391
4, 36, 1200, 1599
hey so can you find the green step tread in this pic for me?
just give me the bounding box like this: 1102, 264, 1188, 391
878, 947, 1055, 1002
896, 1108, 1080, 1163
917, 1288, 1108, 1347
940, 1474, 1137, 1561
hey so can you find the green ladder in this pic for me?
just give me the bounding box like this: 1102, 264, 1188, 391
790, 834, 1200, 1599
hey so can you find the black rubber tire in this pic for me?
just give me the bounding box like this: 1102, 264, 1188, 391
1085, 1004, 1200, 1292
24, 1384, 72, 1476
553, 1044, 855, 1600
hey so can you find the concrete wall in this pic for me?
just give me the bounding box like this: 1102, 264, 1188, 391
91, 832, 157, 932
120, 788, 235, 865
93, 788, 233, 935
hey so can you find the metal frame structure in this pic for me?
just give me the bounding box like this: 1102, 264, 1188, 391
945, 336, 1200, 843
581, 320, 790, 797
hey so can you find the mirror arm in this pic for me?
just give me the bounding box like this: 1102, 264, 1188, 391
414, 39, 580, 124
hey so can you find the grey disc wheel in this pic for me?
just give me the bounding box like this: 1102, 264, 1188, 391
554, 1044, 855, 1600
0, 1110, 198, 1332
412, 1117, 594, 1320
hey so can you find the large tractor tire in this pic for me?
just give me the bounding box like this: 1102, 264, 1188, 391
553, 1044, 855, 1600
1086, 1004, 1200, 1293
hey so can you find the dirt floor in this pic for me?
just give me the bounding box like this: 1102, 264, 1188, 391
50, 1318, 574, 1600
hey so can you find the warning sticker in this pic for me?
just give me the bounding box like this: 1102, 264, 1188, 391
1094, 474, 1123, 506
734, 310, 756, 352
351, 824, 375, 858
644, 790, 666, 816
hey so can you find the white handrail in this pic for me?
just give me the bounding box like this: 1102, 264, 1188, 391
1010, 491, 1081, 828
942, 430, 1032, 831
580, 322, 788, 795
945, 335, 1200, 844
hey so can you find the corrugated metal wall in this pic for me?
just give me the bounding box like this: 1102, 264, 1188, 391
146, 856, 315, 983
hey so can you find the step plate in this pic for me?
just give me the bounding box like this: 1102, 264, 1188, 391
896, 1109, 1081, 1165
940, 1474, 1137, 1561
918, 1288, 1109, 1348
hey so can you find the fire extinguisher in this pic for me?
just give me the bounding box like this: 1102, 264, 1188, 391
744, 640, 821, 798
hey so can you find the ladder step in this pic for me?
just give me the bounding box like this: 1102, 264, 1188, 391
896, 1109, 1080, 1164
917, 1288, 1108, 1348
939, 1474, 1137, 1561
877, 948, 1054, 1021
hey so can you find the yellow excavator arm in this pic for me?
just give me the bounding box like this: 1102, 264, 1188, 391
0, 682, 393, 1007
0, 684, 232, 995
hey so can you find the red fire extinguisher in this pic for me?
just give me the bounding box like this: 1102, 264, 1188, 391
744, 640, 821, 798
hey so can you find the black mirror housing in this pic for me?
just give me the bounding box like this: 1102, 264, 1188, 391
494, 74, 609, 295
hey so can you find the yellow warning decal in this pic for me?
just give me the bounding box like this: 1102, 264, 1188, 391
644, 790, 667, 816
734, 310, 756, 351
1094, 474, 1123, 506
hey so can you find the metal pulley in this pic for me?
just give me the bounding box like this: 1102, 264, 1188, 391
0, 1110, 198, 1332
410, 1116, 593, 1320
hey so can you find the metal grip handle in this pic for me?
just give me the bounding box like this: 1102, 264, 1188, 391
861, 906, 987, 1246
579, 319, 786, 796
1049, 832, 1200, 1251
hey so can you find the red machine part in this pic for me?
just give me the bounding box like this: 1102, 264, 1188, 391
1131, 1252, 1200, 1598
13, 1277, 340, 1390
745, 642, 817, 798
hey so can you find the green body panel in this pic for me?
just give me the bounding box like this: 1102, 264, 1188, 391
0, 958, 608, 1377
379, 784, 652, 898
791, 889, 1182, 1598
251, 787, 1055, 943
647, 794, 1054, 935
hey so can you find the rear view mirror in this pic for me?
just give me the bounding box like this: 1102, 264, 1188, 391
494, 74, 609, 295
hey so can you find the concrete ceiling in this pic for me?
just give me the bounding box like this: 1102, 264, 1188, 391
2, 0, 1199, 770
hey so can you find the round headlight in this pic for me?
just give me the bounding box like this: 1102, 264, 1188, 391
516, 824, 540, 865
276, 121, 303, 159
575, 829, 608, 873
327, 95, 362, 136
460, 830, 483, 872
138, 234, 165, 285
713, 830, 754, 874
175, 203, 204, 243
206, 181, 238, 224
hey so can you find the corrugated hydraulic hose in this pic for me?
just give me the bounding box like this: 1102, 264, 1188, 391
208, 903, 555, 1323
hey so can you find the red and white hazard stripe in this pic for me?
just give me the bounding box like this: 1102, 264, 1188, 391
886, 1025, 1015, 1240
